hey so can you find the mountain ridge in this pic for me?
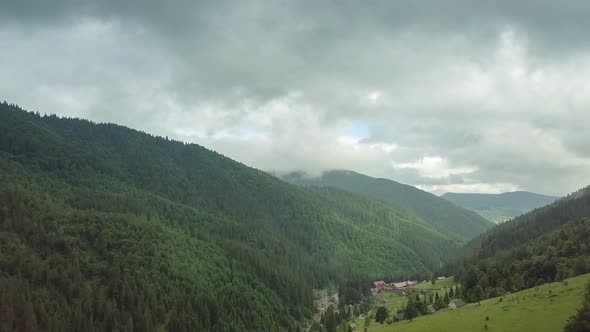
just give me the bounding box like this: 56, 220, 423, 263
280, 169, 494, 242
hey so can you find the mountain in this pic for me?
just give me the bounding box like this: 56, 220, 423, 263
458, 185, 590, 260
452, 185, 590, 304
0, 102, 456, 331
441, 191, 559, 223
280, 170, 494, 242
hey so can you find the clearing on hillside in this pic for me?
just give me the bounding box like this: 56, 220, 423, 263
367, 274, 590, 332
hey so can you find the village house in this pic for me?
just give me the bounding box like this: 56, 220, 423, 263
371, 280, 417, 294
448, 299, 465, 310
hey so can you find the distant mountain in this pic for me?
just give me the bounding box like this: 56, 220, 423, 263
0, 102, 457, 331
441, 191, 558, 223
452, 185, 590, 304
280, 170, 494, 242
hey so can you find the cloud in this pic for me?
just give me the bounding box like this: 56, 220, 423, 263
1, 1, 590, 195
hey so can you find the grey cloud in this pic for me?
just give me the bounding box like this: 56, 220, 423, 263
1, 0, 590, 196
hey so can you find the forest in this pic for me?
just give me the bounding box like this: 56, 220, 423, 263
282, 170, 494, 242
0, 102, 459, 331
455, 187, 590, 305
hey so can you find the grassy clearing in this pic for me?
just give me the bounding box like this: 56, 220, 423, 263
365, 273, 590, 332
415, 277, 455, 291
372, 291, 408, 315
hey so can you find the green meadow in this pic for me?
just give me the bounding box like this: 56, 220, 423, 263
364, 274, 589, 332
415, 277, 455, 292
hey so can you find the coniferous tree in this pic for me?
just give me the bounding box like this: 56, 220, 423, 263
404, 301, 419, 321
375, 306, 388, 324
325, 306, 337, 332
564, 281, 590, 332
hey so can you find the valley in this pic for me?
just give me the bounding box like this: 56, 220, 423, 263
1, 103, 589, 332
441, 191, 559, 223
3, 2, 590, 331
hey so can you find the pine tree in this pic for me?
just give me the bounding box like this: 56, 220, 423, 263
325, 306, 337, 332
404, 302, 419, 321
375, 306, 388, 324
564, 283, 590, 332
470, 285, 484, 305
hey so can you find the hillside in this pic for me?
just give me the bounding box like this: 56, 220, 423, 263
368, 274, 590, 332
442, 191, 558, 223
0, 102, 456, 331
458, 185, 590, 259
281, 170, 494, 242
450, 185, 590, 307
304, 187, 459, 270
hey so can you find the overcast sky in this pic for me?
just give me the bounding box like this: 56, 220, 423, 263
2, 1, 590, 196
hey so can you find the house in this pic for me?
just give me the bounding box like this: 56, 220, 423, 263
372, 280, 393, 293
392, 282, 407, 289
373, 280, 386, 289
392, 280, 416, 289
448, 299, 465, 310
371, 279, 418, 294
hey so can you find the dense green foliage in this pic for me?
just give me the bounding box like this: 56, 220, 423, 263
442, 191, 558, 223
564, 281, 590, 332
375, 306, 388, 324
0, 102, 455, 331
304, 187, 458, 271
453, 186, 590, 304
281, 170, 494, 242
458, 186, 590, 259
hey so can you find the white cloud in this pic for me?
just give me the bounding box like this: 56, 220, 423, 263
394, 156, 477, 179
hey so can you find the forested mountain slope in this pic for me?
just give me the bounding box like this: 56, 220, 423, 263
453, 185, 590, 304
304, 187, 459, 271
442, 191, 558, 223
459, 186, 590, 259
0, 102, 455, 331
281, 170, 494, 242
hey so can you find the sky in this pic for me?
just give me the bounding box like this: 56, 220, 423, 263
2, 1, 590, 196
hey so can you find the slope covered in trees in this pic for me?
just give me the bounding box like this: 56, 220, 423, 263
442, 191, 558, 223
281, 170, 494, 242
458, 186, 590, 259
0, 102, 456, 331
304, 187, 459, 271
454, 186, 590, 305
